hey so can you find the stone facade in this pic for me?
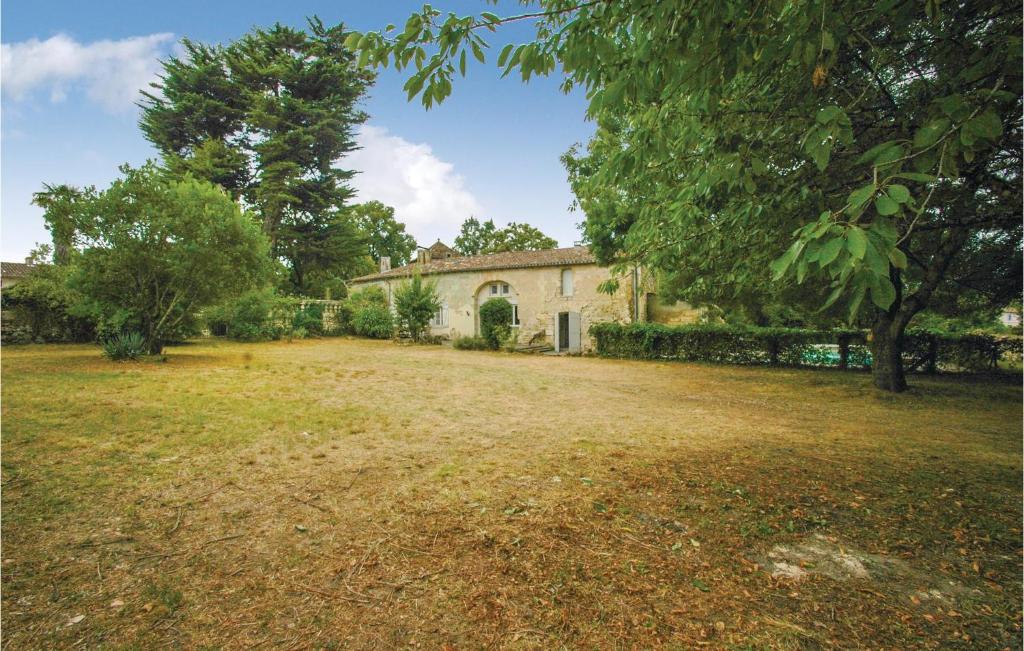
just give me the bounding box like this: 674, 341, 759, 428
350, 246, 702, 352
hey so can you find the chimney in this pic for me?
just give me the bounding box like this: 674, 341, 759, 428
25, 256, 32, 265
379, 256, 391, 273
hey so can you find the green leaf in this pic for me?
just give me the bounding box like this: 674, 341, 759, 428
870, 275, 896, 310
470, 40, 486, 64
846, 227, 868, 259
870, 216, 898, 242
820, 283, 846, 311
886, 184, 911, 203
816, 105, 843, 125
821, 31, 835, 52
913, 118, 951, 149
966, 110, 1003, 142
855, 140, 902, 165
771, 240, 803, 280
691, 578, 711, 592
864, 241, 890, 276
888, 248, 908, 269
497, 43, 515, 68
459, 50, 467, 76
847, 183, 875, 212
343, 32, 362, 50
848, 283, 867, 321
817, 237, 844, 266
875, 195, 899, 216
480, 11, 500, 23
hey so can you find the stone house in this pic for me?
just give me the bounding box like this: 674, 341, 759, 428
349, 243, 700, 352
1, 261, 35, 291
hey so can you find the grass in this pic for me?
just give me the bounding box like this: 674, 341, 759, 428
2, 337, 1021, 649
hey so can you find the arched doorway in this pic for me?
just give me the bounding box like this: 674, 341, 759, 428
475, 280, 520, 335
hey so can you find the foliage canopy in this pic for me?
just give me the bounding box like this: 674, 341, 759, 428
140, 18, 374, 294
348, 0, 1022, 391
33, 164, 274, 354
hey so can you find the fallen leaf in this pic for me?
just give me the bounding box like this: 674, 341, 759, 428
66, 615, 85, 626
110, 599, 124, 609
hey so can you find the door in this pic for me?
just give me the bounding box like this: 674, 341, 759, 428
567, 311, 581, 353
558, 312, 569, 352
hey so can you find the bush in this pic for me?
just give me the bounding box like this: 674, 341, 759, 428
2, 264, 97, 343
394, 274, 440, 341
326, 301, 354, 335
453, 335, 491, 350
352, 304, 394, 339
347, 286, 387, 311
207, 290, 283, 342
292, 303, 325, 336
479, 298, 513, 350
590, 322, 1020, 373
102, 331, 146, 361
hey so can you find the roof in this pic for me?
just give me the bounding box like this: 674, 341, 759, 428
426, 240, 457, 258
352, 246, 597, 283
1, 262, 35, 278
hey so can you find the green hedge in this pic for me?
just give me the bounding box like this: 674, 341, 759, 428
590, 323, 1020, 373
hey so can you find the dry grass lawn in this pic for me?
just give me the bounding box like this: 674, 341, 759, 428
1, 338, 1021, 649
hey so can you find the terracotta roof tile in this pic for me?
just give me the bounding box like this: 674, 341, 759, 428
1, 262, 35, 278
352, 246, 596, 283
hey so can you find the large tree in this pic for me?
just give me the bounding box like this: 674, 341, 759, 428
33, 164, 274, 354
140, 18, 374, 294
348, 1, 1021, 391
454, 217, 558, 255
349, 200, 418, 266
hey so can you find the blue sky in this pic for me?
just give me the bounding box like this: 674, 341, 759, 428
1, 1, 595, 261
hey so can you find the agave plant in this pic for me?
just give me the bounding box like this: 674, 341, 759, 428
102, 332, 146, 361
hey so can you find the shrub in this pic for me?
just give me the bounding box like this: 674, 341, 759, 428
352, 304, 394, 339
347, 286, 387, 311
453, 335, 490, 350
292, 303, 325, 336
394, 274, 440, 341
2, 264, 97, 343
214, 290, 283, 342
479, 298, 513, 350
102, 331, 146, 361
590, 322, 1020, 373
326, 301, 354, 335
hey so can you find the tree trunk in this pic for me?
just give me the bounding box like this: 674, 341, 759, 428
870, 317, 907, 392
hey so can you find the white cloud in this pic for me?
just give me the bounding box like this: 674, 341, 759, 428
1, 32, 175, 113
346, 125, 484, 244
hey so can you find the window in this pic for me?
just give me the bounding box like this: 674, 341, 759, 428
561, 268, 574, 296
501, 283, 510, 295
511, 304, 520, 326
430, 304, 448, 327
489, 284, 498, 295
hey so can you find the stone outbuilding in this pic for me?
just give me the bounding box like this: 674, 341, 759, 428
350, 244, 700, 352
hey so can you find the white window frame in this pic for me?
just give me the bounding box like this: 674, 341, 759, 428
430, 303, 448, 327
511, 304, 520, 327
501, 283, 510, 295
490, 284, 498, 295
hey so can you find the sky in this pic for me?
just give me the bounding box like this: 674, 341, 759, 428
0, 0, 596, 261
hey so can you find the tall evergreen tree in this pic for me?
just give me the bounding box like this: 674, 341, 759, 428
140, 18, 374, 294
